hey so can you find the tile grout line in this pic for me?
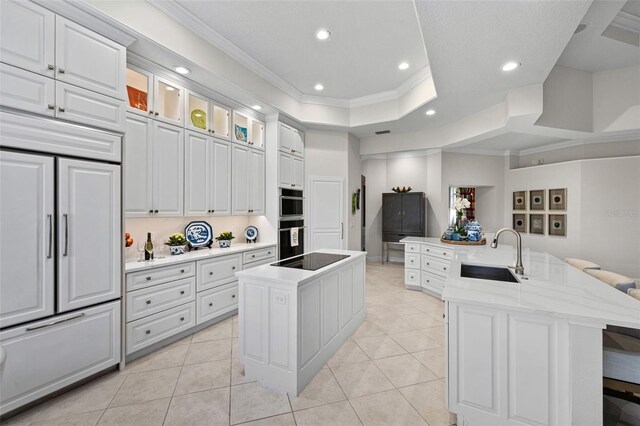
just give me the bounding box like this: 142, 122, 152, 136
326, 364, 364, 426
95, 372, 130, 424
161, 364, 183, 425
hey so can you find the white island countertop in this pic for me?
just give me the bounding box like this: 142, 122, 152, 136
440, 244, 640, 329
236, 249, 367, 286
125, 242, 276, 273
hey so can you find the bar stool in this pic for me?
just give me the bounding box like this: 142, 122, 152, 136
565, 257, 601, 272
585, 269, 636, 294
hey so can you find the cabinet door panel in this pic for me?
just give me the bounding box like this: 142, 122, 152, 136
154, 122, 184, 216
124, 114, 153, 217
211, 139, 231, 215
278, 152, 291, 188
401, 193, 424, 234
0, 63, 55, 117
339, 267, 354, 328
125, 66, 154, 116
154, 76, 183, 126
0, 0, 54, 76
279, 123, 292, 152
0, 152, 54, 328
55, 16, 125, 100
292, 156, 304, 189
184, 131, 209, 216
249, 149, 265, 215
56, 81, 126, 132
57, 159, 121, 313
382, 193, 402, 235
232, 144, 249, 214
211, 103, 230, 139
292, 129, 304, 157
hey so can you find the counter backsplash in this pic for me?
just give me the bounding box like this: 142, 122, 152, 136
124, 216, 254, 261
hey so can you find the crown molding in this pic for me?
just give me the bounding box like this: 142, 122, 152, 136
518, 131, 640, 156
442, 147, 506, 157
147, 0, 432, 110
34, 0, 137, 46
612, 10, 640, 34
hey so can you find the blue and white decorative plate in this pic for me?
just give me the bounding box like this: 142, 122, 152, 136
185, 221, 213, 248
244, 225, 258, 241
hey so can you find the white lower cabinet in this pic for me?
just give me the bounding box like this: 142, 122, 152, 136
197, 282, 238, 324
0, 301, 120, 414
278, 151, 304, 189
126, 277, 196, 322
126, 302, 196, 355
403, 240, 453, 296
197, 254, 241, 292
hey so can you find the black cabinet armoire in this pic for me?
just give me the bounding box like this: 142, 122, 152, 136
382, 192, 426, 242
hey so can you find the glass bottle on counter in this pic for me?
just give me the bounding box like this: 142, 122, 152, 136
144, 232, 154, 260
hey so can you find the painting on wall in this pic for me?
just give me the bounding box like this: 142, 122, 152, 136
513, 191, 526, 211
513, 214, 527, 233
549, 188, 567, 210
549, 214, 567, 236
529, 214, 545, 235
530, 190, 545, 211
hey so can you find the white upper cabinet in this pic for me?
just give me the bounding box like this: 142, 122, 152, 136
210, 138, 231, 215
231, 144, 250, 215
153, 121, 184, 216
125, 66, 154, 117
0, 63, 55, 117
292, 156, 304, 189
0, 0, 55, 77
291, 129, 304, 158
278, 151, 292, 188
278, 122, 304, 158
55, 16, 126, 100
124, 113, 153, 217
249, 149, 265, 215
232, 111, 264, 150
0, 151, 55, 328
55, 81, 126, 132
57, 158, 121, 313
185, 89, 231, 139
154, 76, 184, 126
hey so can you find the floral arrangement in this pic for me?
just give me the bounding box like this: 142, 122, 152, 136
165, 233, 187, 246
215, 231, 235, 241
453, 196, 471, 212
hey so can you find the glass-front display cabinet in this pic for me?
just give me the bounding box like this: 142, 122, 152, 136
154, 76, 183, 126
233, 111, 264, 150
126, 67, 153, 115
185, 89, 230, 139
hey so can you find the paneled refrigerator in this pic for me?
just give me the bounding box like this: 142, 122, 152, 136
0, 112, 122, 415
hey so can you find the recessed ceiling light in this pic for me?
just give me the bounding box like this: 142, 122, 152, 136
166, 86, 175, 91
316, 29, 331, 41
314, 83, 324, 91
425, 109, 436, 116
501, 61, 521, 72
174, 66, 190, 75
251, 105, 262, 110
398, 62, 410, 70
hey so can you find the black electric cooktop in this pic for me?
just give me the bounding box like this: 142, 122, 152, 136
271, 253, 350, 271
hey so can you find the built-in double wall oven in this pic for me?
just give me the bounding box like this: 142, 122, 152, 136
279, 189, 304, 259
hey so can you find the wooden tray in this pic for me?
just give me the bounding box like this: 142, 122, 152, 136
440, 237, 486, 246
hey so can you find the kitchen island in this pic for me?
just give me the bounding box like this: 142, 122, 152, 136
235, 250, 366, 395
441, 244, 640, 426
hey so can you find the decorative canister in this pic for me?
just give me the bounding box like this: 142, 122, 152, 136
467, 230, 480, 242
444, 228, 454, 240
169, 245, 186, 255
218, 240, 231, 248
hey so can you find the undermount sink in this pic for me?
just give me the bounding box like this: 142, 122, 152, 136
460, 264, 520, 283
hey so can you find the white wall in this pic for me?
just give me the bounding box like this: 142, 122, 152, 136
593, 65, 640, 133
347, 133, 362, 251
518, 139, 640, 168
504, 156, 640, 278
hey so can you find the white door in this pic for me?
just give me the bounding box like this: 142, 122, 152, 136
0, 63, 55, 117
249, 149, 265, 215
231, 144, 249, 215
55, 81, 126, 132
0, 151, 55, 327
184, 131, 210, 216
57, 158, 120, 313
55, 16, 126, 100
292, 156, 304, 189
0, 0, 55, 77
278, 151, 291, 188
153, 121, 184, 216
211, 139, 231, 215
124, 114, 153, 217
309, 176, 344, 251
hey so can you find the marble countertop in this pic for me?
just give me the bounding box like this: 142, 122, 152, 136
400, 236, 457, 246
236, 249, 367, 286
125, 242, 276, 273
441, 244, 640, 328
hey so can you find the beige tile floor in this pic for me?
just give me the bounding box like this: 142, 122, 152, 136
4, 262, 456, 426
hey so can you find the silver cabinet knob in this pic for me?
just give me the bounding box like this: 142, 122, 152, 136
232, 294, 236, 298
209, 272, 213, 276
145, 330, 151, 335
149, 110, 154, 115
48, 104, 54, 110
155, 112, 159, 116
232, 266, 236, 270
209, 302, 213, 307
252, 255, 255, 258
180, 317, 185, 321
180, 269, 185, 273
180, 290, 185, 295
58, 107, 65, 112
146, 300, 151, 304
146, 276, 151, 281
47, 64, 54, 70
58, 68, 65, 74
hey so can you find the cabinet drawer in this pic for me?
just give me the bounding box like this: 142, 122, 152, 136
422, 255, 450, 278
422, 270, 445, 293
126, 277, 195, 322
0, 63, 55, 117
405, 253, 420, 269
126, 262, 195, 292
196, 282, 238, 325
404, 243, 420, 253
0, 301, 120, 415
422, 244, 454, 261
243, 247, 276, 265
197, 254, 241, 292
244, 256, 276, 269
56, 82, 126, 132
405, 269, 420, 287
126, 302, 195, 355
